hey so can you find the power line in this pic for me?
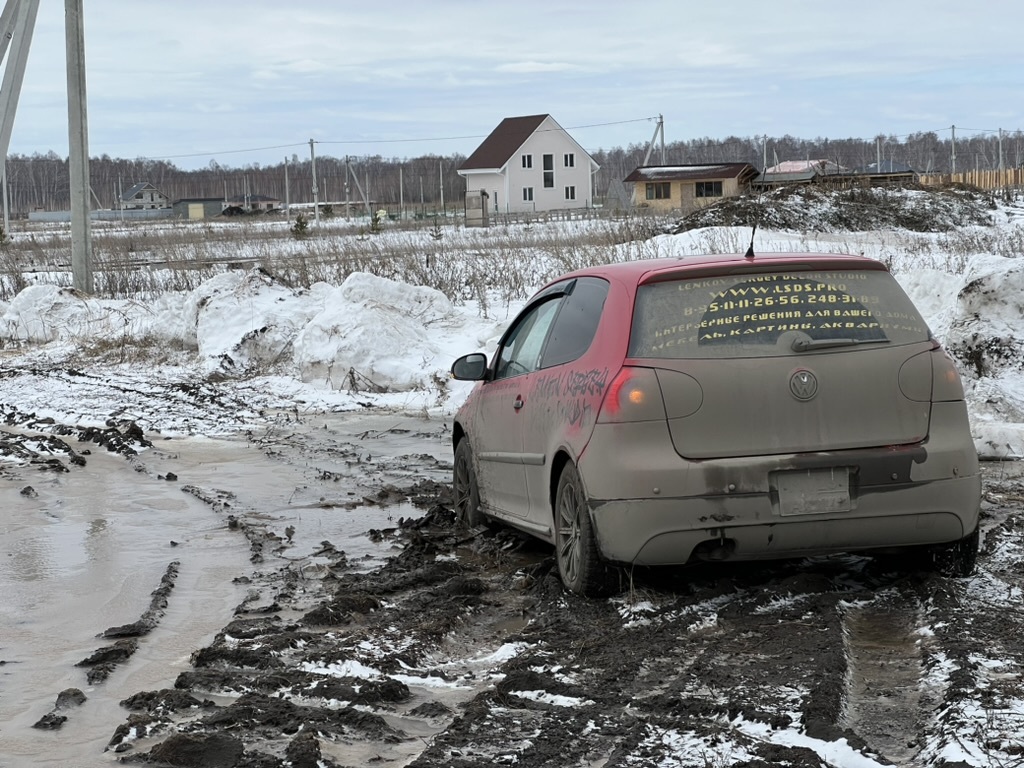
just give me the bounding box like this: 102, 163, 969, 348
142, 117, 661, 162
125, 119, 1024, 169
153, 142, 308, 162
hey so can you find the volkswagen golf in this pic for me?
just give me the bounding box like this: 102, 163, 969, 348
450, 253, 981, 596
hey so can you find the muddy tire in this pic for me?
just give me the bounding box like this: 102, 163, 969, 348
453, 439, 484, 528
554, 463, 617, 597
930, 526, 979, 578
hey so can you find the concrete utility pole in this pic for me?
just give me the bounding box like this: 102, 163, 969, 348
65, 0, 92, 293
642, 114, 665, 166
309, 138, 320, 226
0, 0, 38, 170
341, 158, 371, 219
999, 128, 1004, 173
0, 0, 38, 241
660, 114, 665, 163
344, 156, 350, 220
950, 125, 957, 176
284, 156, 290, 220
2, 168, 8, 235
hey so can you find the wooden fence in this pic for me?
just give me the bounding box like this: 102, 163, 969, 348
919, 168, 1024, 191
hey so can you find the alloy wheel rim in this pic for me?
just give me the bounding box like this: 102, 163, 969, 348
454, 456, 470, 516
558, 482, 582, 584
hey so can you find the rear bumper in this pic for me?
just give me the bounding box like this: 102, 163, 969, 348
579, 402, 981, 566
589, 476, 980, 565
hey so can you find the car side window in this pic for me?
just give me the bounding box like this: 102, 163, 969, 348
494, 298, 562, 380
540, 277, 609, 368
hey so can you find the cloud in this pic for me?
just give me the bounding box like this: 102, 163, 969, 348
11, 0, 1024, 169
495, 61, 581, 74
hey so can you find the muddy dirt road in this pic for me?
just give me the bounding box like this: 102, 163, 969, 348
3, 408, 1024, 767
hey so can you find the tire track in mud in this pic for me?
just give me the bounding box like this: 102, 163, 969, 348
840, 592, 929, 766
414, 560, 890, 767
91, 453, 1024, 768
917, 506, 1024, 766
839, 501, 1024, 768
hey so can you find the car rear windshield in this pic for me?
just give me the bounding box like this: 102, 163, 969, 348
628, 268, 931, 359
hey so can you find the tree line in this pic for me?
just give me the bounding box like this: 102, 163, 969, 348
7, 130, 1023, 215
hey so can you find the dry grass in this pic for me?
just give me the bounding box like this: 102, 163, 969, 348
0, 214, 673, 304
1, 192, 1019, 305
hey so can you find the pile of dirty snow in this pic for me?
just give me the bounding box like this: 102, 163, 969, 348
2, 238, 1024, 460
672, 185, 995, 234
0, 269, 511, 400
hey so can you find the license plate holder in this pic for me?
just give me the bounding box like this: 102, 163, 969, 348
774, 468, 851, 516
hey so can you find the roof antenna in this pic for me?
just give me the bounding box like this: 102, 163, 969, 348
744, 171, 765, 259
744, 222, 757, 259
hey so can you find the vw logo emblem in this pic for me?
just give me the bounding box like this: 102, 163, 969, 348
790, 370, 818, 401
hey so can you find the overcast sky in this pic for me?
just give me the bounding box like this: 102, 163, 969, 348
10, 1, 1024, 170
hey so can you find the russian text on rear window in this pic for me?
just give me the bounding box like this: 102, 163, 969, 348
628, 270, 930, 359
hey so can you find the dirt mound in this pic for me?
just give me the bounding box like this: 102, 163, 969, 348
671, 184, 996, 234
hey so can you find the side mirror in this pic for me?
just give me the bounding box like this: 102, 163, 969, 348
451, 352, 488, 381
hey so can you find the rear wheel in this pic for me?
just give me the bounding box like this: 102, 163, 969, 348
929, 526, 979, 577
453, 439, 483, 527
554, 463, 617, 597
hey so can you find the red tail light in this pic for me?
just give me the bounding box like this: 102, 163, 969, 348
932, 347, 966, 402
598, 367, 667, 423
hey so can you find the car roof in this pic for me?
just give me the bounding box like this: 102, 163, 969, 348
552, 252, 887, 288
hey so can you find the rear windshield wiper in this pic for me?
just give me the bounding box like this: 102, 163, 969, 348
791, 337, 891, 352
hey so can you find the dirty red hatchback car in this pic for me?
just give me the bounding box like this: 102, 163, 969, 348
450, 253, 981, 596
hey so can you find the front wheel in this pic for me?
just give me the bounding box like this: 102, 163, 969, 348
453, 439, 484, 528
554, 463, 617, 597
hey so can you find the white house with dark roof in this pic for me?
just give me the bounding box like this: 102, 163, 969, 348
119, 182, 171, 210
457, 114, 599, 214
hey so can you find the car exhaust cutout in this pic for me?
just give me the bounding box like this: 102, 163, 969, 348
693, 538, 737, 562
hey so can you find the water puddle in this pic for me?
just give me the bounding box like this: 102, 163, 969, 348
0, 443, 256, 766
0, 412, 453, 766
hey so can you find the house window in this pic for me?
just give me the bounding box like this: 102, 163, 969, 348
645, 182, 671, 200
543, 154, 554, 188
696, 181, 723, 198
564, 153, 575, 168
565, 186, 576, 200
522, 154, 533, 169
523, 187, 534, 202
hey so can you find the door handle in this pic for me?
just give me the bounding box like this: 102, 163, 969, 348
513, 397, 524, 410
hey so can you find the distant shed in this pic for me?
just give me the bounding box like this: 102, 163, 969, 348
851, 160, 918, 186
173, 198, 226, 220
623, 163, 758, 212
753, 159, 847, 189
